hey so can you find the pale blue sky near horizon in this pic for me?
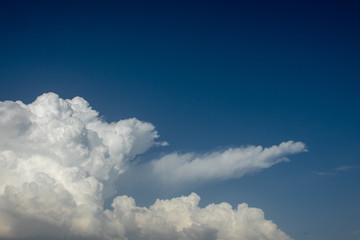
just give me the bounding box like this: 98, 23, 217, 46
0, 1, 359, 239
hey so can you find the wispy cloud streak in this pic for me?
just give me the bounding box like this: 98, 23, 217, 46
315, 165, 360, 176
152, 141, 306, 185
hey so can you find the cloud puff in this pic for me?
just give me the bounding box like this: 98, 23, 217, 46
102, 193, 291, 240
0, 93, 301, 239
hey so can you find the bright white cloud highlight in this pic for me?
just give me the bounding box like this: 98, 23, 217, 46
0, 92, 302, 239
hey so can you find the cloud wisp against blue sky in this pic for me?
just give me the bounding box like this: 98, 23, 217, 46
151, 141, 306, 185
315, 165, 360, 176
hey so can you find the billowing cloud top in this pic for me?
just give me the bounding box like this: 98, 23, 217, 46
0, 93, 305, 239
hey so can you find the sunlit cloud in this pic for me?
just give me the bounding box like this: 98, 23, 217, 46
0, 93, 305, 239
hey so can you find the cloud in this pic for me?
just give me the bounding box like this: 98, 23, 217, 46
315, 171, 336, 176
0, 92, 302, 239
315, 165, 360, 176
151, 141, 306, 185
336, 165, 360, 171
102, 193, 291, 240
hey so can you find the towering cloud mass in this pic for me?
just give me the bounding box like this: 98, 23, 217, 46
0, 93, 305, 239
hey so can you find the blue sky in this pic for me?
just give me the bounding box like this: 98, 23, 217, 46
0, 1, 359, 239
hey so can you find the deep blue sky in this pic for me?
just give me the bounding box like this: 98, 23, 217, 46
1, 1, 360, 239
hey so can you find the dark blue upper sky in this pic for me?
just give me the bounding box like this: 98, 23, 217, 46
1, 1, 360, 239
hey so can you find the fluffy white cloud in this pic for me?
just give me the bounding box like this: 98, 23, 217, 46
0, 93, 301, 240
102, 193, 291, 240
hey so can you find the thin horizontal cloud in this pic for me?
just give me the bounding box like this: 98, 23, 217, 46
336, 166, 360, 171
315, 171, 336, 176
315, 165, 360, 176
151, 141, 306, 185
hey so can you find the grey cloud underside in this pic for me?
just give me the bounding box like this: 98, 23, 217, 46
0, 93, 305, 239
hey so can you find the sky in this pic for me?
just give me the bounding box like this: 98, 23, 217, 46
0, 1, 359, 240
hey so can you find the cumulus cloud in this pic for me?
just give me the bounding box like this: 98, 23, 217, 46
0, 92, 302, 240
102, 193, 291, 240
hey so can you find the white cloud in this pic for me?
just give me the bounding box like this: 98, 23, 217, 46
151, 141, 306, 185
0, 92, 302, 239
102, 193, 292, 240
